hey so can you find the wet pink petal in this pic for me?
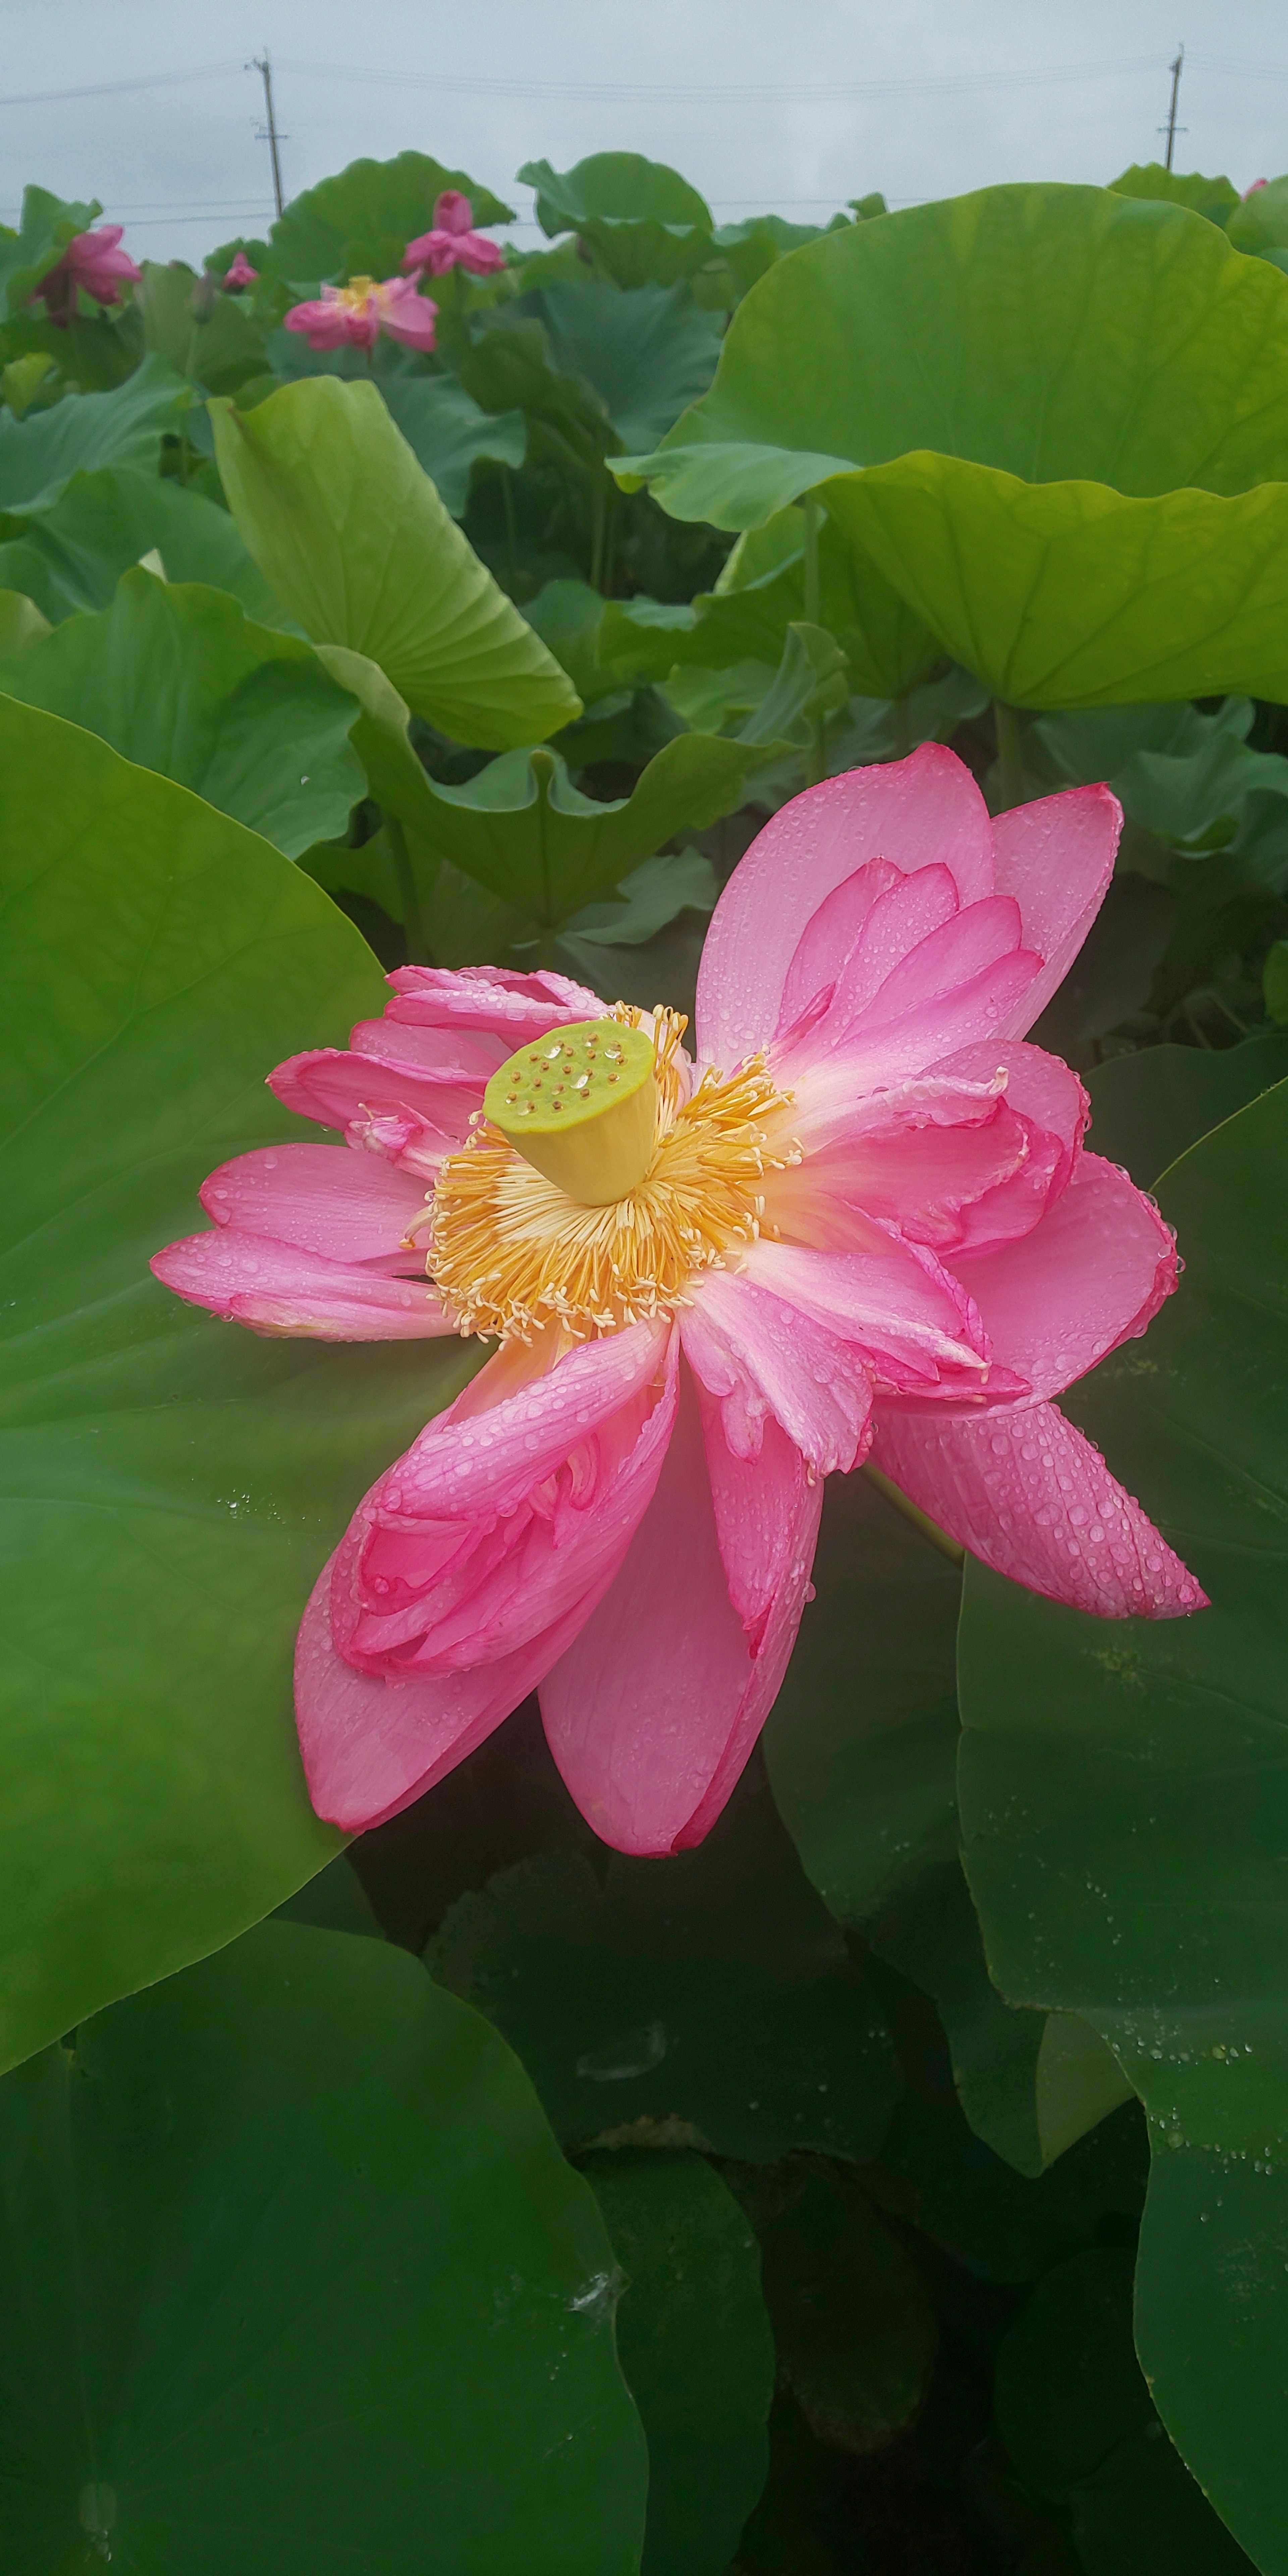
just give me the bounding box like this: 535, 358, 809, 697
540, 1364, 820, 1854
199, 1143, 429, 1271
681, 1268, 875, 1474
330, 1322, 676, 1677
39, 223, 141, 319
376, 271, 439, 352
150, 1229, 453, 1339
268, 1045, 481, 1174
297, 1559, 594, 1831
697, 744, 996, 1070
777, 857, 902, 1030
743, 1235, 993, 1389
949, 1152, 1176, 1400
778, 943, 1042, 1099
284, 287, 378, 353
697, 1399, 822, 1654
402, 191, 508, 278
821, 863, 961, 1034
989, 784, 1120, 1036
869, 1401, 1208, 1617
385, 962, 602, 1038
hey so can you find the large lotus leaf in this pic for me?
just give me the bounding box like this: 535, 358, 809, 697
1086, 1032, 1288, 1188
133, 258, 270, 400
0, 463, 293, 628
482, 282, 721, 458
261, 151, 513, 291
1109, 162, 1240, 227
957, 1077, 1288, 2573
0, 567, 363, 855
265, 329, 527, 520
879, 2087, 1148, 2290
765, 1472, 961, 1927
820, 456, 1288, 707
1228, 175, 1288, 257
432, 1755, 898, 2163
1033, 695, 1288, 848
692, 501, 938, 699
585, 2149, 773, 2576
0, 352, 185, 517
765, 1473, 1128, 2177
707, 213, 853, 306
211, 376, 579, 747
324, 700, 771, 928
995, 2250, 1255, 2573
518, 152, 714, 288
0, 1922, 647, 2574
621, 186, 1288, 508
0, 698, 478, 2077
618, 184, 1288, 705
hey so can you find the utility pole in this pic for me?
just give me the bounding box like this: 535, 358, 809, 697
1161, 45, 1186, 173
252, 50, 285, 218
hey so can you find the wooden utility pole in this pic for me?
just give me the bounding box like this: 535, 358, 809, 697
1162, 45, 1185, 172
253, 51, 285, 218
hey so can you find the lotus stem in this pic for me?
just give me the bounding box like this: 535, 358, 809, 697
861, 1461, 966, 1568
993, 699, 1026, 811
384, 811, 433, 967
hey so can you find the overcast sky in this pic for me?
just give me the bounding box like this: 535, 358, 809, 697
2, 1, 1285, 263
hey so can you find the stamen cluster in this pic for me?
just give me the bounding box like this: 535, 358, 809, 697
427, 1007, 800, 1341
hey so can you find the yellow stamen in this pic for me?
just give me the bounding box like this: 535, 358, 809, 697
430, 1005, 800, 1342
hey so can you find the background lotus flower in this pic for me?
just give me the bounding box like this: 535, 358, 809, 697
220, 249, 259, 290
37, 222, 141, 323
402, 190, 507, 278
283, 271, 438, 354
154, 750, 1206, 1859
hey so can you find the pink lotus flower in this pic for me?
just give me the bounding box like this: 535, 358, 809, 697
402, 189, 506, 278
221, 249, 259, 290
37, 223, 142, 324
154, 748, 1207, 1856
283, 271, 438, 355
1244, 178, 1269, 197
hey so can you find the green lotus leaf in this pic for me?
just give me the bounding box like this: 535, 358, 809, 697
618, 184, 1288, 706
0, 1922, 647, 2572
585, 2149, 773, 2575
210, 375, 580, 747
995, 2250, 1254, 2571
0, 352, 186, 517
0, 697, 477, 2077
261, 150, 514, 291
266, 329, 528, 520
1227, 173, 1288, 257
518, 152, 714, 288
432, 1756, 898, 2163
765, 1472, 1127, 2179
0, 566, 363, 855
1109, 162, 1240, 226
319, 688, 773, 929
958, 1075, 1288, 2571
1086, 1032, 1288, 1187
0, 462, 293, 627
473, 280, 721, 459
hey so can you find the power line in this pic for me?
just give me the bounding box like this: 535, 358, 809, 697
0, 62, 243, 112
274, 50, 1170, 108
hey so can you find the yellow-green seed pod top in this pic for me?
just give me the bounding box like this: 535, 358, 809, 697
483, 1018, 658, 1206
